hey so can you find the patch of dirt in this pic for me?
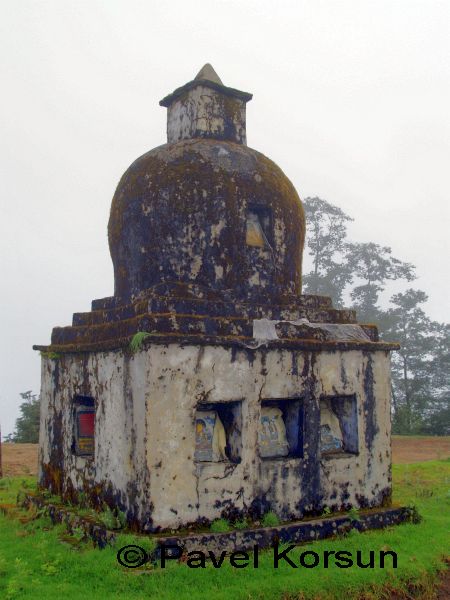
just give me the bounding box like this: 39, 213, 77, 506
436, 564, 450, 599
1, 443, 38, 476
392, 436, 450, 464
374, 564, 449, 599
0, 438, 448, 477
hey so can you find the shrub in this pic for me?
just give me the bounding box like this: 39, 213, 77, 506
261, 511, 280, 527
348, 507, 361, 522
210, 518, 231, 533
129, 332, 152, 353
99, 505, 127, 530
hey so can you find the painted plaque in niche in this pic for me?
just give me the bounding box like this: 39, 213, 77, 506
194, 410, 227, 462
246, 211, 267, 247
319, 400, 344, 454
75, 408, 95, 456
258, 406, 289, 458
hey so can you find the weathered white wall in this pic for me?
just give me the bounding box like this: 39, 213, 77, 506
39, 352, 152, 525
167, 86, 247, 144
39, 343, 392, 531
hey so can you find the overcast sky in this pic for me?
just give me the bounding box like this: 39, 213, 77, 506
1, 0, 449, 437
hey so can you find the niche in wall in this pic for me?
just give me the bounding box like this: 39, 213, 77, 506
72, 395, 95, 457
194, 400, 242, 463
246, 204, 272, 248
258, 398, 303, 459
319, 395, 358, 456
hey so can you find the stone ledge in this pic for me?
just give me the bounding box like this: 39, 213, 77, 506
75, 297, 345, 327
159, 78, 253, 107
155, 506, 417, 555
53, 311, 366, 347
34, 334, 400, 355
20, 493, 116, 549
19, 494, 417, 554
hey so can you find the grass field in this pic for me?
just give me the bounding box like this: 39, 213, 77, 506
0, 450, 449, 599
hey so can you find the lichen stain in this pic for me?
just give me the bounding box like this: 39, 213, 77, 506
107, 139, 305, 305
363, 352, 379, 451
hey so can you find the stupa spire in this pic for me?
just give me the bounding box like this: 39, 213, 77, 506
159, 63, 252, 145
194, 63, 223, 85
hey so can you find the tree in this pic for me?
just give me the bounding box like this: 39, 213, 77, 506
422, 322, 450, 435
7, 391, 41, 443
302, 197, 354, 306
382, 289, 448, 434
303, 196, 448, 435
346, 242, 415, 323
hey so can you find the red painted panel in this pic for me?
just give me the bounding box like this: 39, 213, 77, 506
78, 411, 95, 437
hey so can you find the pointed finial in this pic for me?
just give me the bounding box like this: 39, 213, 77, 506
194, 63, 223, 86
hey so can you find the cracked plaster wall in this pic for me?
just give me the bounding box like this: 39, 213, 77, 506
39, 344, 391, 531
167, 86, 247, 144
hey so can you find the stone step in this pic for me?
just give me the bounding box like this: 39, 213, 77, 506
53, 313, 255, 346
74, 296, 352, 328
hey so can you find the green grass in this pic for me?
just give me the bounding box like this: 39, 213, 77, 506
261, 510, 280, 527
233, 519, 249, 530
210, 518, 231, 533
0, 461, 449, 599
392, 434, 450, 439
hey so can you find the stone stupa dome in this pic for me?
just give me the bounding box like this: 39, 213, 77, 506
108, 64, 306, 305
40, 64, 361, 353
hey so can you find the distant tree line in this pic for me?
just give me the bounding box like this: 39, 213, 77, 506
303, 197, 449, 435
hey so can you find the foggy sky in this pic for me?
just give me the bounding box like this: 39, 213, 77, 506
1, 0, 449, 436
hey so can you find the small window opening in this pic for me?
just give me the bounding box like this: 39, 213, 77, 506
73, 395, 95, 457
258, 398, 303, 459
319, 395, 358, 456
194, 401, 242, 463
246, 205, 272, 248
